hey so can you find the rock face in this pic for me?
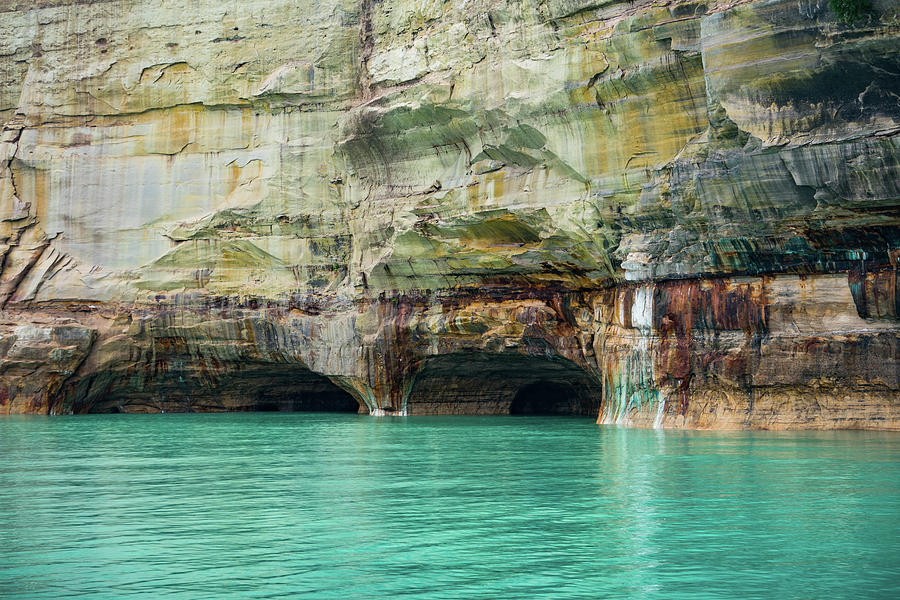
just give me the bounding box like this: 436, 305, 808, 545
1, 0, 898, 428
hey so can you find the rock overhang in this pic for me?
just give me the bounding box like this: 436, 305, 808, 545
0, 0, 897, 427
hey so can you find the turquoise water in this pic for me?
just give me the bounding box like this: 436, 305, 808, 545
1, 414, 899, 599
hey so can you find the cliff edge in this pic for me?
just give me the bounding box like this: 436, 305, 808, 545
1, 0, 898, 428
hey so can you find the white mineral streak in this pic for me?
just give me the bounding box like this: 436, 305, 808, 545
0, 0, 897, 426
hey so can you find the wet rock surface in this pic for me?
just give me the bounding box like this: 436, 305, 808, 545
1, 0, 898, 427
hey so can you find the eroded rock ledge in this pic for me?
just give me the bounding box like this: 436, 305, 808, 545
1, 0, 898, 428
3, 270, 897, 429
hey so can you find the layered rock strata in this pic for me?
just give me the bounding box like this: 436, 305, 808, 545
1, 0, 898, 428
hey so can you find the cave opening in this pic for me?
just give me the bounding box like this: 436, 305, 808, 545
81, 363, 361, 414
405, 352, 601, 416
510, 381, 582, 415
246, 383, 361, 413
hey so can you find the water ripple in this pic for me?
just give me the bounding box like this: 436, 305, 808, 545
1, 414, 899, 599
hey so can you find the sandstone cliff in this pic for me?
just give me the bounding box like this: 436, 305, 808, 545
1, 0, 898, 428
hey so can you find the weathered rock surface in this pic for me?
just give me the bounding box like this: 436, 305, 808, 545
1, 0, 898, 428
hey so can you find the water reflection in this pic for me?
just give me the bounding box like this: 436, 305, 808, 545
1, 414, 898, 599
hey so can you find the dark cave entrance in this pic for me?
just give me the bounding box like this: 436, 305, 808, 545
82, 363, 362, 414
510, 381, 582, 415
246, 375, 360, 413
405, 352, 601, 417
244, 389, 360, 413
